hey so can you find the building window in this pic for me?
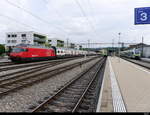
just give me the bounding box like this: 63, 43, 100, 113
8, 35, 11, 38
48, 40, 52, 43
22, 40, 26, 43
7, 40, 11, 43
12, 34, 17, 37
22, 34, 26, 37
11, 40, 17, 43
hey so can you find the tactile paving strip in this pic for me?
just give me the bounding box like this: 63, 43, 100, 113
108, 58, 127, 112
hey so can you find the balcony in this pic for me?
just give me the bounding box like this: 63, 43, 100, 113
34, 37, 46, 43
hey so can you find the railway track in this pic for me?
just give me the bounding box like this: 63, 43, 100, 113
121, 57, 150, 69
0, 56, 99, 98
0, 56, 86, 68
0, 56, 84, 72
0, 57, 84, 79
30, 57, 106, 112
0, 62, 14, 67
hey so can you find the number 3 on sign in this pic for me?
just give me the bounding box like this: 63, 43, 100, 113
140, 12, 148, 21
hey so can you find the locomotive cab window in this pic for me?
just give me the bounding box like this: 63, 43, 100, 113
135, 50, 140, 54
12, 48, 27, 53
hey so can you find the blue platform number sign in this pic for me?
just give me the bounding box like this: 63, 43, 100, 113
135, 7, 150, 25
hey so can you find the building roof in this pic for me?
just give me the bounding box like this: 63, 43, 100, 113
47, 37, 64, 42
6, 31, 47, 37
129, 43, 148, 49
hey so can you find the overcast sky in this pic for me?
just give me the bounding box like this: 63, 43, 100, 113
0, 0, 150, 47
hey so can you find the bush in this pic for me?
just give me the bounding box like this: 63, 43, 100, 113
0, 44, 5, 55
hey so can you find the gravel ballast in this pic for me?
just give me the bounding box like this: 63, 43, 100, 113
0, 57, 100, 112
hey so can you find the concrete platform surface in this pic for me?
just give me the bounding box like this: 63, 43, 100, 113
97, 59, 113, 112
109, 57, 150, 112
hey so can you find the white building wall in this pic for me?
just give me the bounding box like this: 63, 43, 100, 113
143, 47, 150, 58
6, 31, 34, 47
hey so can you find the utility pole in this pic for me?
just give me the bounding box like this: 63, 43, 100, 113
118, 33, 121, 62
112, 39, 114, 57
141, 36, 144, 57
88, 40, 90, 55
66, 38, 69, 48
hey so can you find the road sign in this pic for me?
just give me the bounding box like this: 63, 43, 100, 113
135, 7, 150, 25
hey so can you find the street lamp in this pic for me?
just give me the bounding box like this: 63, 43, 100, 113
66, 38, 69, 48
118, 33, 121, 62
141, 36, 144, 58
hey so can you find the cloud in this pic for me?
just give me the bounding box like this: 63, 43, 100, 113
0, 0, 150, 45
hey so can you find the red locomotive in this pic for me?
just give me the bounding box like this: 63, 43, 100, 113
9, 44, 56, 62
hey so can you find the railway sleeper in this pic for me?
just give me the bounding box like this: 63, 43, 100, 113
56, 97, 79, 103
46, 106, 71, 112
79, 104, 90, 110
0, 88, 8, 92
67, 86, 87, 89
51, 101, 75, 107
30, 58, 106, 112
60, 93, 82, 98
48, 103, 74, 110
28, 104, 39, 110
64, 89, 84, 94
62, 92, 82, 97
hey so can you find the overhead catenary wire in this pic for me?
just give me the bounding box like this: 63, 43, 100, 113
74, 0, 98, 39
42, 0, 70, 38
87, 0, 97, 28
5, 0, 68, 34
43, 0, 76, 42
43, 0, 64, 18
0, 13, 68, 39
0, 13, 40, 32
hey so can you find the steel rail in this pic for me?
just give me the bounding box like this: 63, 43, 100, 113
0, 61, 66, 84
0, 57, 80, 79
0, 57, 98, 97
72, 58, 106, 112
0, 62, 14, 66
0, 56, 82, 72
121, 57, 150, 70
31, 57, 106, 112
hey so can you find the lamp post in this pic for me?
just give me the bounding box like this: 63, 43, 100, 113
141, 36, 144, 58
66, 38, 69, 48
118, 33, 121, 62
112, 39, 114, 57
88, 39, 90, 57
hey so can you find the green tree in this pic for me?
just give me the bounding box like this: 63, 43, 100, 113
0, 44, 5, 55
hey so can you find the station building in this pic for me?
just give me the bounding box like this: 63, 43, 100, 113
129, 43, 150, 58
6, 31, 47, 50
138, 46, 150, 58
